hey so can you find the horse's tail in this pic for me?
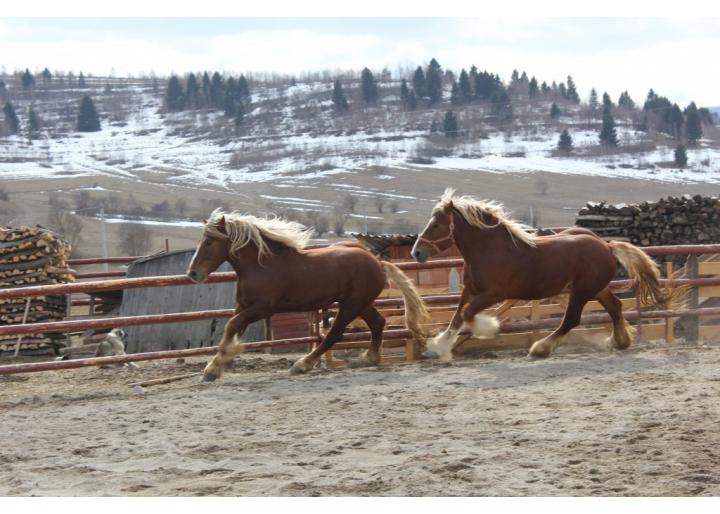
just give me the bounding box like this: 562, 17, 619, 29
381, 261, 431, 340
608, 241, 683, 309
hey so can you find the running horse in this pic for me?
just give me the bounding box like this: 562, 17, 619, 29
412, 189, 680, 360
187, 209, 430, 381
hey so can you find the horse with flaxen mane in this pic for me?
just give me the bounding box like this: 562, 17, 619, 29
412, 189, 680, 360
187, 209, 430, 381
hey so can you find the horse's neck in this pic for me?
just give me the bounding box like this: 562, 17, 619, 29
454, 219, 519, 260
226, 239, 290, 276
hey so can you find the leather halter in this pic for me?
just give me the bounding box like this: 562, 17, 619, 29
416, 210, 455, 255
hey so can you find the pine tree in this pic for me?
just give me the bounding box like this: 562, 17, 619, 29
3, 101, 20, 135
469, 66, 478, 95
201, 72, 211, 105
528, 77, 539, 99
674, 144, 688, 166
185, 74, 199, 109
166, 75, 185, 112
426, 58, 443, 104
77, 95, 101, 132
443, 111, 459, 138
407, 90, 417, 110
669, 104, 684, 139
511, 69, 519, 83
589, 89, 599, 112
566, 75, 580, 103
41, 68, 52, 83
28, 107, 41, 139
412, 66, 426, 99
550, 103, 560, 119
78, 72, 86, 88
21, 69, 35, 90
491, 87, 512, 121
541, 81, 550, 95
602, 92, 613, 109
210, 72, 224, 108
450, 81, 461, 106
685, 102, 703, 146
234, 100, 245, 126
430, 119, 438, 133
0, 80, 6, 103
237, 75, 250, 98
224, 88, 237, 117
458, 69, 472, 103
618, 91, 635, 110
599, 104, 618, 147
558, 82, 567, 99
360, 67, 378, 105
557, 129, 573, 153
332, 79, 349, 112
399, 79, 410, 109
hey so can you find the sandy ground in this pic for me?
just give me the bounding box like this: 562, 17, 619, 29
1, 341, 720, 497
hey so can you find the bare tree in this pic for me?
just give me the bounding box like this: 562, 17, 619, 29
175, 198, 188, 217
117, 223, 151, 255
373, 196, 385, 213
333, 207, 348, 236
389, 200, 400, 213
342, 194, 359, 214
46, 205, 84, 253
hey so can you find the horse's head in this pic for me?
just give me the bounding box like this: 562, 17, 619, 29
412, 201, 455, 263
187, 215, 230, 283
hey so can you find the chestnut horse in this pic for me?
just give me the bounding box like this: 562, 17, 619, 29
412, 189, 679, 360
187, 209, 430, 381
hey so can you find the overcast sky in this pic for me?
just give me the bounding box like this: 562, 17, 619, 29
1, 18, 718, 107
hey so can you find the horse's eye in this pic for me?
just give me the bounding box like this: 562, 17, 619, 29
432, 223, 439, 229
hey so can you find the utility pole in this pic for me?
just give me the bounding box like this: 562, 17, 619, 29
100, 204, 108, 271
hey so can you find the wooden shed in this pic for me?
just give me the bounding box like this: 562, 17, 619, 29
119, 249, 266, 353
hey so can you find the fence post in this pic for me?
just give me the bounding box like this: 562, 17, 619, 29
664, 261, 675, 343
685, 255, 699, 341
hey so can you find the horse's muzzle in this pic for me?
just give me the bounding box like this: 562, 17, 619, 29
412, 247, 430, 263
187, 270, 206, 283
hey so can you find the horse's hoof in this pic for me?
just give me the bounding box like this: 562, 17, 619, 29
289, 364, 307, 375
422, 350, 440, 359
527, 351, 549, 360
202, 373, 218, 382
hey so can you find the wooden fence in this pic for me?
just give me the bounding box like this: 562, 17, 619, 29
1, 244, 720, 375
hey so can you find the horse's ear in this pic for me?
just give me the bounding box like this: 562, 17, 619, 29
217, 215, 226, 231
444, 200, 454, 214
202, 219, 207, 225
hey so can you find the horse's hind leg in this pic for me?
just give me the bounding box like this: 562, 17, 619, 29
529, 291, 590, 358
290, 303, 363, 375
596, 288, 635, 350
348, 306, 386, 367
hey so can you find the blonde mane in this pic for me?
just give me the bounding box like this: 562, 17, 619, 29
433, 188, 537, 248
204, 208, 313, 261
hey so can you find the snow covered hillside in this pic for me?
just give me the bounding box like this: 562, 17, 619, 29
1, 74, 719, 191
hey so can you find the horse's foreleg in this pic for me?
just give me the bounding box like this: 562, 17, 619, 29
202, 310, 249, 381
425, 288, 470, 359
290, 304, 361, 374
430, 293, 499, 361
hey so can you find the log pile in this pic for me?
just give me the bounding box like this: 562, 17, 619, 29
0, 225, 74, 349
576, 194, 720, 247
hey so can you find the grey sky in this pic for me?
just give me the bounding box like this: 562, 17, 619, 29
1, 18, 718, 106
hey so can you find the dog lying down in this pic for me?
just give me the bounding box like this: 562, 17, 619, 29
95, 328, 138, 369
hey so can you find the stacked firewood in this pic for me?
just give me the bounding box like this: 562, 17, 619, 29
0, 225, 74, 348
575, 194, 720, 246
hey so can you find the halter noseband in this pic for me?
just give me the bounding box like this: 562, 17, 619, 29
417, 210, 455, 255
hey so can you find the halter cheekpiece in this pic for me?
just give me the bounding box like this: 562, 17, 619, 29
416, 210, 455, 254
